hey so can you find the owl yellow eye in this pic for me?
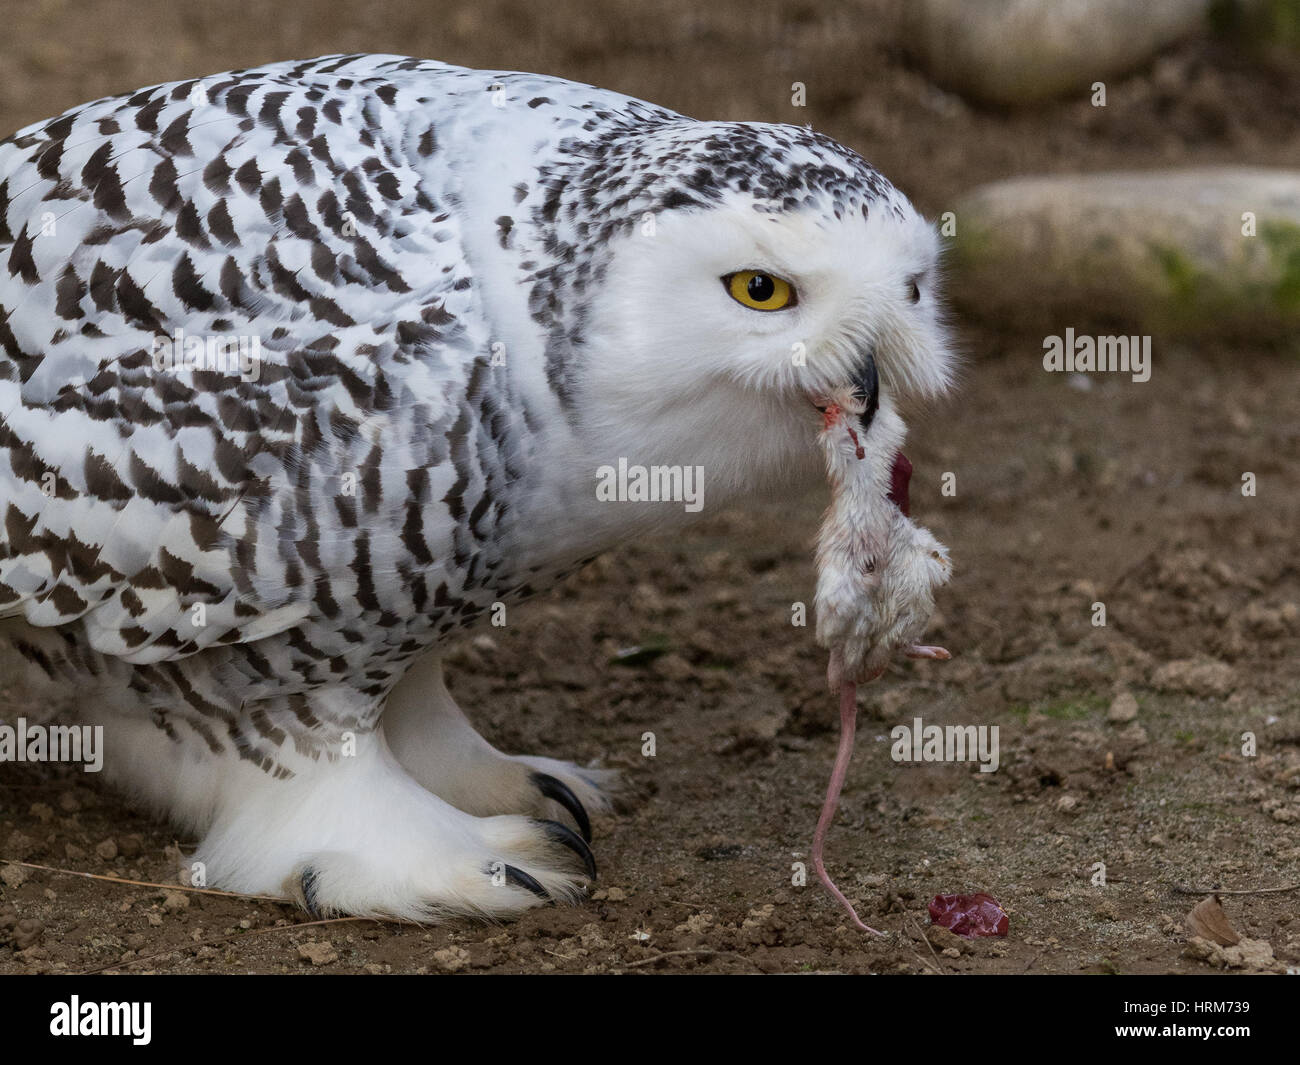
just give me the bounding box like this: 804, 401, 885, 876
724, 271, 796, 311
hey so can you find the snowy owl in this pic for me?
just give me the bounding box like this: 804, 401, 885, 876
0, 55, 955, 920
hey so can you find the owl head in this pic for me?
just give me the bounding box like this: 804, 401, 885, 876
532, 118, 956, 497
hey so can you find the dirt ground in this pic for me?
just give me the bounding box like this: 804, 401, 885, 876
2, 0, 1299, 975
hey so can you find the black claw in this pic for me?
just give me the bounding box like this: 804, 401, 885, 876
300, 866, 323, 919
503, 863, 550, 899
538, 819, 598, 880
532, 772, 593, 843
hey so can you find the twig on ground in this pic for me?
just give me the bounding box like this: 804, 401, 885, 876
905, 914, 945, 975
0, 859, 284, 902
1170, 881, 1300, 896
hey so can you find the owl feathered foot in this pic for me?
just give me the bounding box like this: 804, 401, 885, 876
192, 729, 600, 921
382, 653, 618, 841
295, 816, 596, 918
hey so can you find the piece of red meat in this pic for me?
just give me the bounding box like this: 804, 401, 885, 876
928, 893, 1010, 938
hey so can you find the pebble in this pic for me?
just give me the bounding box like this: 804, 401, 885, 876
161, 890, 190, 914
431, 945, 469, 972
1151, 657, 1235, 697
13, 918, 45, 950
297, 940, 338, 966
1107, 691, 1140, 723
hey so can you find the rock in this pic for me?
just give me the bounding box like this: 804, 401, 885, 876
1118, 723, 1150, 747
118, 834, 144, 859
1152, 657, 1235, 697
673, 912, 715, 935
652, 653, 695, 683
1107, 691, 1140, 723
902, 0, 1212, 107
297, 940, 338, 966
160, 890, 190, 914
13, 918, 44, 950
0, 864, 28, 889
950, 168, 1300, 340
1184, 935, 1284, 972
432, 945, 470, 972
95, 838, 118, 861
925, 924, 972, 954
3, 830, 37, 860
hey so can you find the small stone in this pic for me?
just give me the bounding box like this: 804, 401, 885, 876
118, 835, 144, 859
95, 838, 118, 861
0, 864, 28, 889
3, 830, 36, 860
1107, 691, 1139, 723
297, 940, 338, 966
673, 912, 715, 935
1119, 724, 1149, 747
650, 653, 693, 683
1184, 935, 1283, 973
13, 918, 45, 950
925, 924, 971, 954
161, 890, 190, 913
1094, 899, 1119, 921
1056, 795, 1080, 813
1152, 658, 1235, 698
432, 945, 470, 972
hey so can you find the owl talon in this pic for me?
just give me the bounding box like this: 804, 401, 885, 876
532, 772, 593, 842
299, 866, 325, 919
503, 864, 550, 900
537, 819, 598, 880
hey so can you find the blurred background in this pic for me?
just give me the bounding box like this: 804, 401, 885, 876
2, 0, 1300, 975
2, 1, 1298, 211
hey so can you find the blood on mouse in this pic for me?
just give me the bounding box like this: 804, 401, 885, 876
928, 893, 1010, 938
888, 452, 912, 516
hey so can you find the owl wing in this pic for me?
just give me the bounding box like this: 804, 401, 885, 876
0, 56, 487, 664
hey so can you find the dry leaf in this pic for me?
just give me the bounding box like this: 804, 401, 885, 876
1185, 894, 1240, 946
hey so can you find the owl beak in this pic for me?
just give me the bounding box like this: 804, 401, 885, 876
850, 351, 879, 435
